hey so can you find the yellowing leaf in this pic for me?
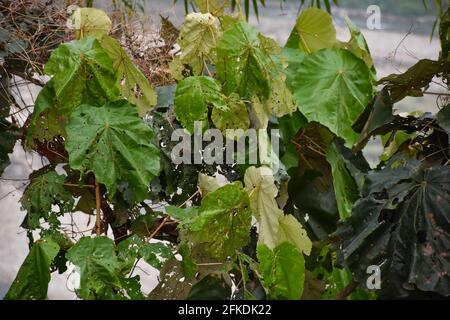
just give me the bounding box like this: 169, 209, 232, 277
194, 0, 229, 16
69, 7, 112, 40
178, 12, 221, 75
278, 214, 312, 256
198, 172, 225, 196
244, 166, 282, 248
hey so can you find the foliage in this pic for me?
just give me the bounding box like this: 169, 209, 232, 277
2, 3, 450, 301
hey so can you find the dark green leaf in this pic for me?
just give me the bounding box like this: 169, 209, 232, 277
4, 238, 59, 300
335, 163, 450, 297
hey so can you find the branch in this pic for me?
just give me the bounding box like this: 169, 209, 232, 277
95, 179, 102, 236
334, 279, 358, 300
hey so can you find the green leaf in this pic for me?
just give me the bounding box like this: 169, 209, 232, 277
291, 48, 374, 147
335, 163, 450, 298
21, 169, 74, 230
188, 182, 252, 260
25, 80, 68, 145
174, 76, 226, 133
4, 238, 59, 300
117, 234, 142, 273
211, 93, 250, 134
326, 141, 359, 220
44, 37, 119, 111
257, 242, 305, 300
69, 7, 112, 40
194, 0, 228, 16
178, 12, 221, 75
100, 36, 157, 116
187, 274, 232, 299
216, 21, 275, 99
281, 47, 307, 91
65, 100, 160, 203
198, 172, 223, 196
66, 236, 122, 299
277, 214, 312, 256
286, 8, 336, 53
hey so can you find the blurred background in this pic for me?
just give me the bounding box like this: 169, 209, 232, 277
0, 0, 447, 299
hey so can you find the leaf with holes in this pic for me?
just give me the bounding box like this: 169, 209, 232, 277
65, 100, 160, 204
21, 169, 74, 230
100, 36, 157, 116
178, 12, 221, 75
216, 21, 277, 99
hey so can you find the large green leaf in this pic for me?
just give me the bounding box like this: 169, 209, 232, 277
285, 8, 336, 53
44, 36, 119, 111
65, 100, 160, 203
21, 169, 74, 230
325, 142, 359, 220
174, 76, 226, 133
4, 238, 59, 300
378, 59, 450, 103
216, 21, 275, 99
335, 163, 450, 297
66, 236, 122, 299
257, 242, 305, 300
100, 36, 157, 116
187, 182, 252, 260
291, 48, 374, 147
178, 12, 221, 75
